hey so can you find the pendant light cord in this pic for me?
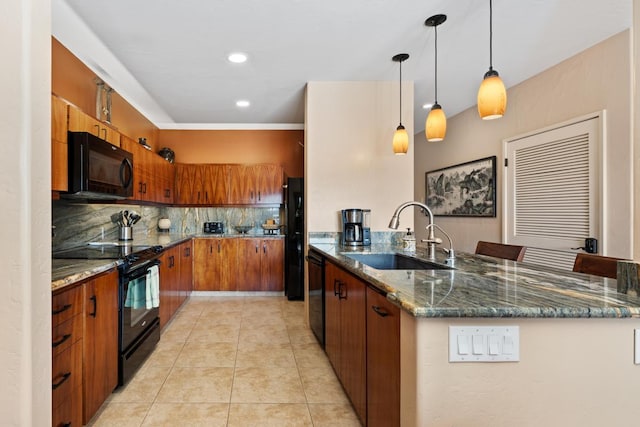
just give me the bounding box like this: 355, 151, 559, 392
434, 25, 438, 104
489, 0, 493, 71
399, 59, 403, 125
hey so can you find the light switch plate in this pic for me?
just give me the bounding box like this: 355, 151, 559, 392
449, 326, 520, 362
635, 329, 640, 365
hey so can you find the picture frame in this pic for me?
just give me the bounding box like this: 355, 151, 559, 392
425, 156, 497, 217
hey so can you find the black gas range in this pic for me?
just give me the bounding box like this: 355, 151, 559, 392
53, 242, 164, 386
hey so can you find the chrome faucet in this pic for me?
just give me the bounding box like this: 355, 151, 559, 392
424, 223, 456, 267
388, 201, 438, 261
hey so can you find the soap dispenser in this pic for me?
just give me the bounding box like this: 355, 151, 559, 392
402, 228, 416, 253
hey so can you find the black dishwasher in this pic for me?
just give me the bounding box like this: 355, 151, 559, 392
306, 249, 325, 347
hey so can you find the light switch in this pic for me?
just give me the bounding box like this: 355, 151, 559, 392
472, 334, 484, 355
457, 335, 470, 355
635, 329, 640, 365
503, 336, 514, 354
449, 326, 519, 362
489, 335, 500, 355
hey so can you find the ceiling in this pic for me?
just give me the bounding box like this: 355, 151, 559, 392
52, 0, 631, 132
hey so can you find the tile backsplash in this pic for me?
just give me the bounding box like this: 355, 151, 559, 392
52, 200, 282, 251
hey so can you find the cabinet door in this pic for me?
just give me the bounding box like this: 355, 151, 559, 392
217, 239, 238, 291
255, 164, 283, 204
159, 160, 175, 203
51, 95, 68, 192
121, 136, 151, 202
366, 286, 400, 427
68, 104, 119, 147
236, 238, 262, 291
175, 164, 197, 204
261, 239, 284, 291
324, 263, 342, 373
83, 270, 119, 424
339, 271, 367, 424
179, 240, 193, 300
193, 238, 237, 290
159, 247, 180, 329
202, 164, 230, 205
228, 165, 255, 204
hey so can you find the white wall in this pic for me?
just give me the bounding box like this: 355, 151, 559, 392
0, 0, 52, 425
401, 314, 640, 426
305, 81, 415, 233
415, 31, 633, 258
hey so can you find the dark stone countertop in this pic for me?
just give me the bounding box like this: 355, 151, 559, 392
310, 242, 640, 319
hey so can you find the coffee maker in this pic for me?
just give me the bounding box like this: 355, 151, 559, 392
341, 209, 371, 246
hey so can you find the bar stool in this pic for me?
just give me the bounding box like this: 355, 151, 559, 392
475, 241, 527, 262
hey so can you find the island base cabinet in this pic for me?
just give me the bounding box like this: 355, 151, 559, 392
324, 261, 366, 425
366, 286, 400, 427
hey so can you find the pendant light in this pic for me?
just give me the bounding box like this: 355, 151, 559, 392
477, 0, 507, 120
392, 53, 410, 155
425, 14, 447, 142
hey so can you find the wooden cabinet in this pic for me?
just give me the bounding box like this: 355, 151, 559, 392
324, 261, 367, 424
260, 238, 284, 291
51, 95, 69, 192
121, 136, 174, 204
82, 270, 119, 424
68, 104, 120, 146
228, 164, 283, 205
52, 284, 83, 427
366, 286, 400, 427
193, 238, 238, 291
159, 245, 180, 329
174, 164, 229, 205
179, 240, 193, 300
236, 238, 262, 291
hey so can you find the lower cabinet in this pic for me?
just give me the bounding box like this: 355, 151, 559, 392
82, 270, 119, 424
324, 261, 367, 424
366, 286, 400, 427
160, 240, 194, 329
52, 269, 119, 426
323, 261, 401, 427
194, 238, 238, 291
194, 237, 283, 292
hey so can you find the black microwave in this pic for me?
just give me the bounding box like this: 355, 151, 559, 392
65, 131, 134, 200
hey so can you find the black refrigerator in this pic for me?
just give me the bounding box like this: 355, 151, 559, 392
285, 177, 304, 300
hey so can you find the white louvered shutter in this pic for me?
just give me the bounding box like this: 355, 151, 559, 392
504, 115, 602, 270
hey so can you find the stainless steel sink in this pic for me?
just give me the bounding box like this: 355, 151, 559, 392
342, 252, 453, 270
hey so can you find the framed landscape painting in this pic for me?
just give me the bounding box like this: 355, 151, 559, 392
425, 156, 496, 217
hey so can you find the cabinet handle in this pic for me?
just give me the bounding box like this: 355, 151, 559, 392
62, 423, 71, 427
185, 247, 190, 257
89, 295, 97, 318
101, 128, 107, 140
205, 191, 209, 202
258, 191, 261, 201
338, 282, 347, 300
209, 244, 213, 254
250, 191, 254, 201
52, 334, 72, 348
372, 306, 389, 317
198, 191, 201, 202
138, 182, 143, 194
52, 372, 71, 390
143, 182, 147, 194
217, 242, 221, 253
93, 124, 100, 136
333, 279, 341, 296
263, 244, 267, 254
52, 303, 72, 316
255, 244, 259, 253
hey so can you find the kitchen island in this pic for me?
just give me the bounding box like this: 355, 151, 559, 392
310, 241, 640, 427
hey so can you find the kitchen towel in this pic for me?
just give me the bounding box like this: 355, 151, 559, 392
146, 265, 160, 309
125, 280, 145, 309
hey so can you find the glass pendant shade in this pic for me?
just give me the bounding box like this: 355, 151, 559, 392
478, 71, 506, 120
426, 104, 446, 142
393, 125, 409, 155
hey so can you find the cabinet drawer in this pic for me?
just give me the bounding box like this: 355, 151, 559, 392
52, 315, 82, 356
52, 286, 82, 326
52, 390, 82, 427
52, 341, 82, 410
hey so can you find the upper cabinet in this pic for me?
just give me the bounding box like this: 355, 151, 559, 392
121, 136, 174, 204
175, 163, 282, 206
228, 164, 283, 205
51, 95, 69, 192
67, 104, 120, 147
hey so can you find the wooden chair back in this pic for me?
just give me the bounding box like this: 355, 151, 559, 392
572, 253, 624, 279
475, 241, 527, 262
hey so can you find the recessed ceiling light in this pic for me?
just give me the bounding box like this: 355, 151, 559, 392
228, 52, 248, 63
423, 103, 433, 110
236, 100, 250, 108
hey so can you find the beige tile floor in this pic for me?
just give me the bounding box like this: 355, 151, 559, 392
88, 295, 361, 426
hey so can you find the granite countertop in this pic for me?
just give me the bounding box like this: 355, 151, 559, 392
310, 242, 640, 319
51, 232, 284, 291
